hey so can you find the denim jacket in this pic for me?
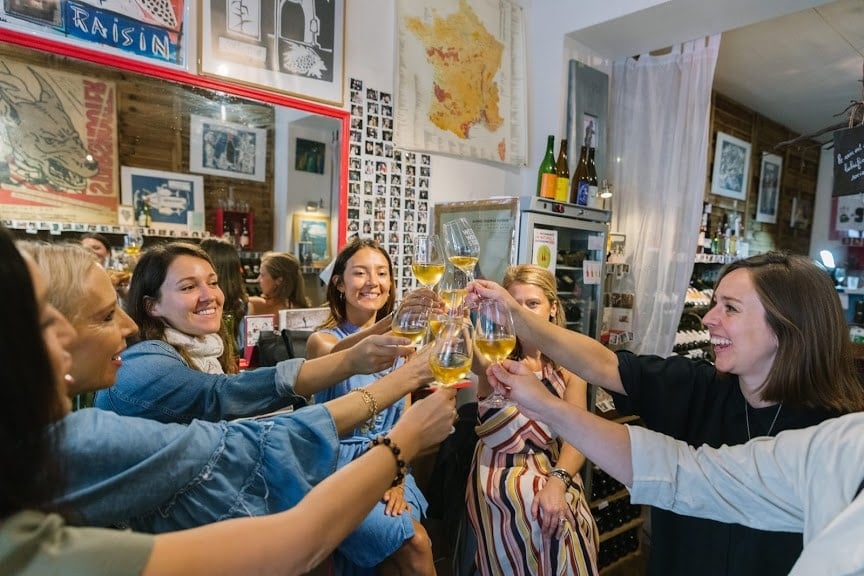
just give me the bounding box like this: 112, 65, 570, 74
95, 339, 306, 423
54, 405, 338, 533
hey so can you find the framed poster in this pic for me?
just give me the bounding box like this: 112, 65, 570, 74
711, 131, 752, 201
293, 213, 331, 267
295, 138, 326, 174
189, 115, 268, 182
120, 167, 205, 231
433, 197, 519, 284
199, 0, 344, 105
756, 153, 782, 224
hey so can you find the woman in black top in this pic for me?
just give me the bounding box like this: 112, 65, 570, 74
467, 252, 864, 576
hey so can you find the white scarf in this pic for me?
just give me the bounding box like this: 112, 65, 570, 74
163, 327, 225, 374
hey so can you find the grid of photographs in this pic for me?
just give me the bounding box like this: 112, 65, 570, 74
348, 77, 431, 295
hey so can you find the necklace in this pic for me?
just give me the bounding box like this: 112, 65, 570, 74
744, 399, 783, 440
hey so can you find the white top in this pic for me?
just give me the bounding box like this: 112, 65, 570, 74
627, 413, 864, 575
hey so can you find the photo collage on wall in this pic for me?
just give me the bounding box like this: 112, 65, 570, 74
347, 77, 431, 295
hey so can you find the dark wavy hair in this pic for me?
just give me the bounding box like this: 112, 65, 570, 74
0, 226, 64, 518
127, 242, 235, 372
320, 238, 395, 329
716, 251, 864, 411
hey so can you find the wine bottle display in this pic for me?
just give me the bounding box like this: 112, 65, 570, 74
537, 135, 557, 199
554, 138, 570, 202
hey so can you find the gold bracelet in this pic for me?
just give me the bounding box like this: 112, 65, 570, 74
351, 387, 379, 427
370, 435, 406, 487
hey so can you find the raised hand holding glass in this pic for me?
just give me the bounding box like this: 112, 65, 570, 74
475, 299, 516, 408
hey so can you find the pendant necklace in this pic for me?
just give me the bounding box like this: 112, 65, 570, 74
744, 399, 783, 440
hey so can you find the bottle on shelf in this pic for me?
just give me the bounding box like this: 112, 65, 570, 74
554, 138, 569, 202
222, 220, 234, 245
696, 213, 707, 255
137, 198, 152, 228
537, 135, 557, 199
586, 146, 599, 208
570, 144, 590, 206
239, 218, 250, 249
711, 226, 721, 256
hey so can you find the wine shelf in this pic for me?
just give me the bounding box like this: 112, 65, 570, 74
599, 551, 644, 575
598, 517, 644, 543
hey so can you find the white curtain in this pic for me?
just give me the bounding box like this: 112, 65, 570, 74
608, 35, 720, 356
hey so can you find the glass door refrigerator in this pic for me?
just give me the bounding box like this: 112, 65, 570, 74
517, 197, 610, 341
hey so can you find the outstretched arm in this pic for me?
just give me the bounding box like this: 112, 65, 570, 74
144, 388, 458, 576
469, 280, 625, 394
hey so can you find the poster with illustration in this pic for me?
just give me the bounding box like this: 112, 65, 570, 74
0, 61, 118, 224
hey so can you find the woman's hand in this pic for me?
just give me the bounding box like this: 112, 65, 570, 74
389, 386, 457, 452
487, 359, 557, 421
533, 477, 576, 539
347, 334, 413, 374
466, 279, 518, 312
382, 484, 411, 516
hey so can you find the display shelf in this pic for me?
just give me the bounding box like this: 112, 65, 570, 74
600, 551, 644, 575
2, 219, 205, 240
598, 517, 644, 543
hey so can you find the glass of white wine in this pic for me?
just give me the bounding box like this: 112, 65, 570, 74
389, 298, 430, 370
442, 218, 480, 282
429, 318, 474, 388
437, 263, 469, 317
412, 234, 445, 288
475, 299, 517, 408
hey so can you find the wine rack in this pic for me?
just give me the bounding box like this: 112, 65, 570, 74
239, 251, 262, 297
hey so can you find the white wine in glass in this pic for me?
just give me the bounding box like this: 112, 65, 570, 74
442, 218, 480, 281
475, 299, 516, 408
390, 298, 430, 370
438, 264, 469, 316
412, 234, 445, 288
429, 319, 473, 388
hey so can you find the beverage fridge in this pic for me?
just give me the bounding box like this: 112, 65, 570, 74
517, 197, 610, 341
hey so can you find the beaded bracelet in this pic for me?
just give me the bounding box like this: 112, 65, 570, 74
370, 435, 407, 487
548, 468, 573, 487
351, 387, 379, 430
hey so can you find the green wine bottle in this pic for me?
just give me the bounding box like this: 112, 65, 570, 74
537, 135, 557, 199
554, 139, 570, 202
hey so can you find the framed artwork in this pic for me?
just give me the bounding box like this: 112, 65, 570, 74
295, 138, 326, 174
293, 213, 331, 267
433, 197, 519, 284
791, 197, 811, 230
711, 131, 752, 200
244, 314, 275, 349
756, 153, 783, 224
120, 167, 205, 231
199, 0, 345, 105
189, 115, 268, 182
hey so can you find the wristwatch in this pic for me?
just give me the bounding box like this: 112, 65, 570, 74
548, 468, 573, 486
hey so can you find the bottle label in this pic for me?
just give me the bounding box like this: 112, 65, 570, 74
587, 185, 599, 208
575, 181, 589, 206
539, 173, 557, 199
555, 177, 569, 202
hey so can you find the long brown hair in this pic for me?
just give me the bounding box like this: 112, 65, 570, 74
717, 251, 864, 411
261, 252, 310, 308
320, 238, 395, 329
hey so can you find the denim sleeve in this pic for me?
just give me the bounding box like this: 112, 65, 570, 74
56, 405, 339, 533
96, 340, 306, 423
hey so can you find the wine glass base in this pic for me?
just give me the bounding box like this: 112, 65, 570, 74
479, 395, 513, 409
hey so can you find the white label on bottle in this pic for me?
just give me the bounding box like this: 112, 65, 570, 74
587, 185, 599, 208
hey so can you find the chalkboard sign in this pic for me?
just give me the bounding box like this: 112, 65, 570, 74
833, 125, 864, 196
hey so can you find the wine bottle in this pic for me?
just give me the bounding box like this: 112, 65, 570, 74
570, 145, 590, 206
139, 198, 152, 228
537, 135, 557, 199
586, 147, 599, 208
239, 217, 250, 249
554, 139, 569, 202
697, 213, 707, 254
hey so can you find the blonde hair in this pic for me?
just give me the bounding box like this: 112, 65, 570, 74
501, 264, 564, 366
17, 241, 98, 323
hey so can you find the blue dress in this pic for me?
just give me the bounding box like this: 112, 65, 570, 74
313, 323, 428, 572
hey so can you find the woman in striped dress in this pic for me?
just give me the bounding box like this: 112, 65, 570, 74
466, 265, 599, 575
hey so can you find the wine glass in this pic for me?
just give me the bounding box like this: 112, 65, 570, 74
389, 297, 430, 370
429, 318, 474, 388
475, 299, 517, 408
124, 227, 143, 256
412, 234, 445, 288
438, 263, 469, 317
442, 218, 480, 282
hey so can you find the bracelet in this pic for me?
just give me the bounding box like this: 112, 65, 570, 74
351, 388, 379, 429
548, 468, 573, 487
370, 435, 407, 487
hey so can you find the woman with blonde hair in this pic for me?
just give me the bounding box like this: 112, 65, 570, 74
466, 264, 599, 575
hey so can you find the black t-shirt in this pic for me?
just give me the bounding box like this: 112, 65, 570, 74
612, 351, 839, 576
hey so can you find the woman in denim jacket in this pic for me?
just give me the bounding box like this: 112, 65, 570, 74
93, 242, 413, 423
3, 229, 458, 575
21, 242, 435, 534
